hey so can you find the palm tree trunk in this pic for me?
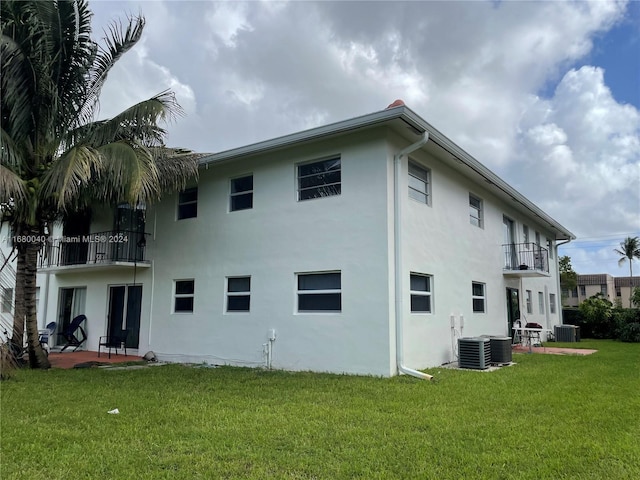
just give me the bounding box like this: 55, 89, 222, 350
13, 225, 50, 369
10, 248, 26, 354
26, 236, 49, 368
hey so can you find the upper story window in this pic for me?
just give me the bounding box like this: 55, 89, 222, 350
174, 279, 195, 313
600, 284, 607, 296
297, 271, 341, 312
469, 194, 483, 228
547, 239, 554, 259
230, 175, 253, 212
472, 282, 486, 313
410, 273, 432, 313
408, 161, 430, 205
535, 231, 541, 246
297, 157, 341, 201
523, 225, 530, 244
177, 188, 198, 220
226, 276, 251, 312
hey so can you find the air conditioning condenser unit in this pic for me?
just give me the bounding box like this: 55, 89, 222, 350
458, 337, 491, 370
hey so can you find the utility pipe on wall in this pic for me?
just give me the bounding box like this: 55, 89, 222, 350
394, 132, 433, 381
555, 238, 572, 324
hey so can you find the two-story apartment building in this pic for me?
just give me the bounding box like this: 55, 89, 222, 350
36, 102, 574, 376
564, 274, 639, 308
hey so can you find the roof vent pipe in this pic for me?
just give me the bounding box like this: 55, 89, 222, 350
394, 132, 433, 381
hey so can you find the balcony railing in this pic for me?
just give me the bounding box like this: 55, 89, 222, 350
502, 243, 549, 274
39, 230, 149, 269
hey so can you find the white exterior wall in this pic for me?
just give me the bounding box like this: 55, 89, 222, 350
147, 130, 394, 376
42, 269, 152, 352
388, 134, 562, 369
30, 118, 567, 376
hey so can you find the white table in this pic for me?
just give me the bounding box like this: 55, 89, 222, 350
513, 327, 552, 353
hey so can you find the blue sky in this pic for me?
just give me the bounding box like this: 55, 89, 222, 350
588, 0, 639, 108
91, 0, 640, 277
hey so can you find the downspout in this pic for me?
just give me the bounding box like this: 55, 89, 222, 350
394, 132, 433, 381
555, 238, 572, 324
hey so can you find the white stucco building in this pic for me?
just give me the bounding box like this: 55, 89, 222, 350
35, 102, 574, 376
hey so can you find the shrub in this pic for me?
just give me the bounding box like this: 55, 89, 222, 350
619, 323, 640, 342
579, 294, 615, 339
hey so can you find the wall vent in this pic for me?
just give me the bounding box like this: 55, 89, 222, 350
554, 325, 580, 342
458, 337, 491, 370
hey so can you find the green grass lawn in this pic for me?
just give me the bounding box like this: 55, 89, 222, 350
1, 340, 639, 479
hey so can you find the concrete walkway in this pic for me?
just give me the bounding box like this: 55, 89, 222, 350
512, 345, 597, 356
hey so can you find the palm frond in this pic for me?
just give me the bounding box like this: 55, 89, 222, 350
1, 31, 36, 147
152, 148, 201, 193
78, 14, 145, 125
95, 141, 160, 205
0, 127, 25, 169
63, 91, 182, 151
40, 144, 103, 209
0, 164, 26, 204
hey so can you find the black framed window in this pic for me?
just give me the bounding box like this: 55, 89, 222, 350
227, 276, 251, 312
297, 157, 341, 201
410, 273, 432, 313
174, 279, 195, 313
177, 188, 198, 220
297, 272, 341, 312
472, 282, 486, 313
230, 176, 253, 211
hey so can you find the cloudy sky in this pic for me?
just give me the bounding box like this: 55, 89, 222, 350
89, 0, 640, 276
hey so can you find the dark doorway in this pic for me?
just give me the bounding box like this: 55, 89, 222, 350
56, 287, 86, 346
506, 287, 520, 339
113, 204, 146, 262
62, 210, 91, 265
107, 285, 142, 349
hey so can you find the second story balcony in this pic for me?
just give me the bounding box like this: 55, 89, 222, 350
38, 230, 150, 274
502, 243, 549, 277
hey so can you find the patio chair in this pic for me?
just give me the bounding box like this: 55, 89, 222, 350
98, 330, 128, 359
38, 322, 57, 353
60, 315, 87, 352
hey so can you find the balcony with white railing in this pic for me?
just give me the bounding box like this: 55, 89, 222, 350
502, 243, 549, 277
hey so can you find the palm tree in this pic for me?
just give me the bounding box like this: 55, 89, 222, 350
1, 1, 199, 368
614, 236, 640, 308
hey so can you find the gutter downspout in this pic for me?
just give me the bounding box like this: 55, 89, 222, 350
555, 238, 572, 323
394, 132, 433, 381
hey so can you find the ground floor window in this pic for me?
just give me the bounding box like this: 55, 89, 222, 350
472, 282, 486, 313
549, 293, 557, 314
526, 290, 533, 314
538, 291, 545, 314
297, 271, 341, 312
174, 279, 195, 313
227, 276, 251, 312
410, 273, 432, 313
